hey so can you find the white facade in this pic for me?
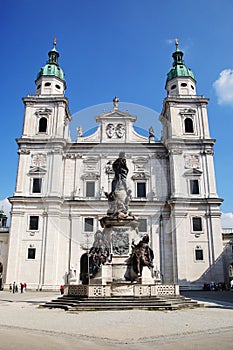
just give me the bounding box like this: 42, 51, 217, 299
5, 44, 224, 290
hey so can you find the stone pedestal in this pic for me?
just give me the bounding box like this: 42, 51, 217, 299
90, 219, 140, 285
140, 266, 155, 284
68, 277, 78, 285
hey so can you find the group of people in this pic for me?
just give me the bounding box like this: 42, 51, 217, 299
9, 282, 27, 293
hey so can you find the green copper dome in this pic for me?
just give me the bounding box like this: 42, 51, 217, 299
167, 41, 195, 82
36, 41, 65, 82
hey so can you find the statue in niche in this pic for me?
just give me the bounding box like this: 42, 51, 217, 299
125, 234, 154, 281
88, 230, 110, 277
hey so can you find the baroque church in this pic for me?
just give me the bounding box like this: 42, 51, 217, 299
5, 41, 224, 290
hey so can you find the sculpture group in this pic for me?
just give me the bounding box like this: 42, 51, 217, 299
88, 152, 154, 283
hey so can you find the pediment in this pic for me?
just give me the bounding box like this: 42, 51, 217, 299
184, 168, 202, 176
29, 166, 47, 175
95, 109, 136, 122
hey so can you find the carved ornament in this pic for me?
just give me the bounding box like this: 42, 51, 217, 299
31, 153, 46, 167
184, 154, 200, 169
112, 232, 129, 255
18, 149, 30, 155
81, 172, 100, 180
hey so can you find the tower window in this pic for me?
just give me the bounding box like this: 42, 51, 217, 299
86, 182, 95, 197
55, 84, 61, 89
37, 84, 41, 90
192, 217, 202, 232
184, 117, 194, 133
27, 248, 36, 260
84, 218, 94, 232
190, 180, 199, 194
191, 85, 194, 90
171, 84, 176, 90
181, 83, 187, 87
44, 82, 51, 87
29, 216, 39, 230
137, 182, 146, 198
32, 178, 42, 193
38, 117, 47, 133
195, 248, 203, 261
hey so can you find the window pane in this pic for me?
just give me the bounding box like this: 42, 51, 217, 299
184, 118, 194, 133
86, 182, 95, 197
193, 217, 202, 231
195, 249, 203, 260
32, 178, 42, 193
28, 248, 36, 259
137, 183, 146, 198
84, 218, 94, 232
138, 219, 147, 232
29, 216, 39, 230
190, 180, 199, 194
39, 117, 47, 133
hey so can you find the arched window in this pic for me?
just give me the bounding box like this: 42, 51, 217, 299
38, 117, 47, 133
184, 117, 194, 133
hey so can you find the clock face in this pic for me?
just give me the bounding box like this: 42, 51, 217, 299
32, 154, 46, 167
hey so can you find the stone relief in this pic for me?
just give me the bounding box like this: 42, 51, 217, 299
34, 108, 52, 117
116, 124, 125, 138
31, 153, 46, 167
106, 123, 125, 138
106, 124, 115, 138
112, 232, 129, 255
184, 154, 200, 169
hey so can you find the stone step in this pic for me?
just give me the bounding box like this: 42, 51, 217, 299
40, 295, 203, 311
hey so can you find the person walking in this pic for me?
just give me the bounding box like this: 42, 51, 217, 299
60, 285, 64, 295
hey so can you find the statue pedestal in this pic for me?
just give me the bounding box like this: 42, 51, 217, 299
140, 267, 155, 284
69, 277, 78, 285
90, 220, 141, 285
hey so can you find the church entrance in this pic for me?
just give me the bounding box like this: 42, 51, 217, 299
80, 253, 89, 284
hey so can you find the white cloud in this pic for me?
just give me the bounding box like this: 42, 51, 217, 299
213, 69, 233, 105
221, 212, 233, 228
0, 198, 11, 222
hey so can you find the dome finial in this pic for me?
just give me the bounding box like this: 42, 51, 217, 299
175, 38, 179, 50
53, 38, 57, 48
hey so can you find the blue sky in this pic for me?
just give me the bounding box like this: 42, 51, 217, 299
1, 0, 233, 226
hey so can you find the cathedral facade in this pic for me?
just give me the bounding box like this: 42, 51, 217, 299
5, 42, 224, 290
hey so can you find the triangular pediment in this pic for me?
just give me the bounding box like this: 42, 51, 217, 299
29, 166, 47, 175
95, 109, 136, 122
184, 168, 202, 176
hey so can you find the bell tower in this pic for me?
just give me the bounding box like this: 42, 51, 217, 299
21, 40, 71, 140
159, 41, 224, 288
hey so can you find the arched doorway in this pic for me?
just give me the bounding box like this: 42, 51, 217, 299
80, 253, 89, 285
